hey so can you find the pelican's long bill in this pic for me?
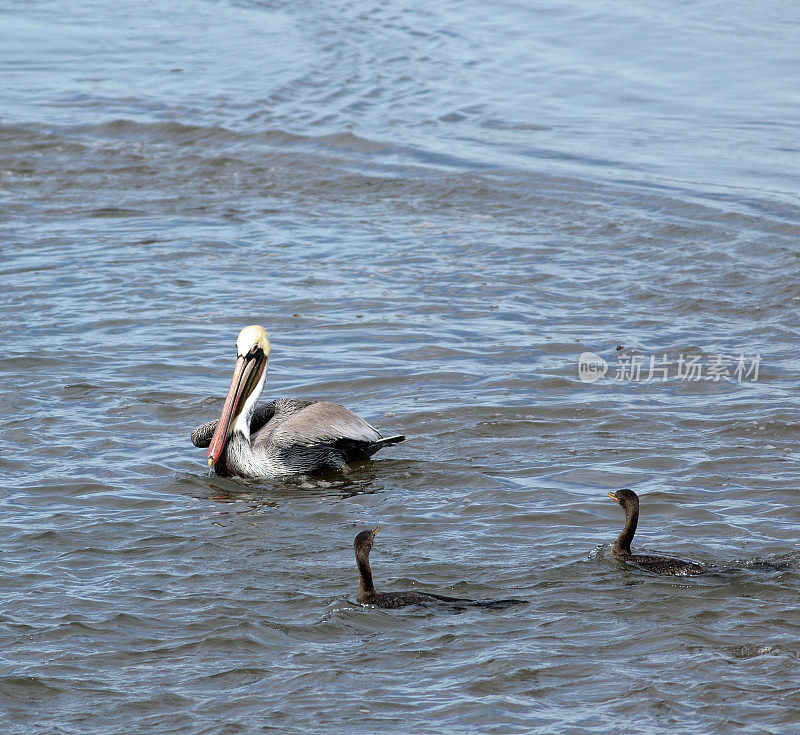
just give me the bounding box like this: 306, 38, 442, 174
207, 326, 271, 469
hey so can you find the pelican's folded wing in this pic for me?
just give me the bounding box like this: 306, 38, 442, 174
269, 401, 381, 445
258, 401, 404, 462
189, 400, 289, 447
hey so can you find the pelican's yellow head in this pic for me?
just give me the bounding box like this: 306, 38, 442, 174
236, 325, 271, 358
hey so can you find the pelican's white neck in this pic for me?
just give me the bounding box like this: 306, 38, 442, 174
231, 365, 267, 441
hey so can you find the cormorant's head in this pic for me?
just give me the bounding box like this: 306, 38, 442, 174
608, 488, 639, 509
354, 527, 379, 556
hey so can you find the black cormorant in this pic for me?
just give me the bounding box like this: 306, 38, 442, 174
354, 528, 527, 608
607, 489, 706, 576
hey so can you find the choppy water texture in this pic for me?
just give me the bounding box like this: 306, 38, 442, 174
2, 1, 800, 732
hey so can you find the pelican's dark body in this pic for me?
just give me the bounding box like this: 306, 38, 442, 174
192, 398, 404, 478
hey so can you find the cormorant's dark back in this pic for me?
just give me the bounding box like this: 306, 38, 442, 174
607, 489, 706, 576
353, 528, 527, 609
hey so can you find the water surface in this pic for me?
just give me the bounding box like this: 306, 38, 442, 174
2, 1, 800, 732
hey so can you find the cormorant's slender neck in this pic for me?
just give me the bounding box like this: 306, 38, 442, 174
356, 549, 375, 595
613, 500, 638, 556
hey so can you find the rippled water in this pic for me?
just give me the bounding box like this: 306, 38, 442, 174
2, 1, 800, 732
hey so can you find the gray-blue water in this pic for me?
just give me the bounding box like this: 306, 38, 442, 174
2, 1, 800, 732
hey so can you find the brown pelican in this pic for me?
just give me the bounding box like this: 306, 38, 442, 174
191, 325, 405, 478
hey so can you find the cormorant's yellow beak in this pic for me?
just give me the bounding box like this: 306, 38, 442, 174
373, 526, 380, 535
607, 491, 618, 502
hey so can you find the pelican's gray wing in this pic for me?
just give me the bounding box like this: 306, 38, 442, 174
253, 401, 404, 471
190, 399, 314, 448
